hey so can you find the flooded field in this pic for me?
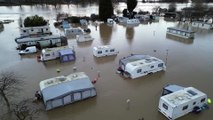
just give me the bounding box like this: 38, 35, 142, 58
0, 4, 213, 120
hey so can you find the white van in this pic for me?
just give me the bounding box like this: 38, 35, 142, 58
19, 46, 37, 55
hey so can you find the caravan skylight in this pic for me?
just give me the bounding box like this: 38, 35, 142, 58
187, 90, 197, 96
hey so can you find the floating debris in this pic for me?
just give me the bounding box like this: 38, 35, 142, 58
73, 66, 77, 71
56, 68, 61, 73
126, 98, 131, 110
97, 71, 100, 78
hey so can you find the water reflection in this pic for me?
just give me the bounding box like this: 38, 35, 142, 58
125, 27, 135, 43
93, 56, 117, 64
99, 23, 112, 44
19, 54, 37, 60
77, 41, 93, 48
0, 28, 4, 33
42, 60, 75, 69
166, 34, 194, 44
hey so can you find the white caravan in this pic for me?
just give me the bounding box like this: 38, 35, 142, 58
65, 28, 83, 36
167, 27, 195, 39
39, 46, 72, 61
20, 25, 51, 36
159, 87, 208, 120
126, 19, 140, 25
192, 21, 213, 30
40, 72, 97, 110
93, 45, 119, 57
134, 14, 150, 21
118, 54, 166, 79
76, 34, 94, 42
117, 17, 129, 24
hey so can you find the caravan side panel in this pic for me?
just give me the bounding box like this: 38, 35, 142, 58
91, 88, 97, 97
46, 101, 52, 110
82, 90, 91, 99
63, 95, 72, 105
73, 92, 81, 101
52, 99, 63, 108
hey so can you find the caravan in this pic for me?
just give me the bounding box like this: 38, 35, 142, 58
93, 45, 119, 57
159, 87, 208, 120
20, 25, 52, 37
39, 46, 75, 62
192, 21, 213, 30
40, 72, 97, 110
65, 28, 83, 36
15, 35, 68, 50
167, 27, 195, 39
76, 34, 94, 42
118, 54, 166, 79
126, 19, 140, 25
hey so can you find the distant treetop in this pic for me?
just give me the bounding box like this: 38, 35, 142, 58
24, 15, 48, 27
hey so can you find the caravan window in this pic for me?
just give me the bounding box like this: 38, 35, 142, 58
201, 98, 206, 103
98, 51, 102, 54
158, 63, 163, 67
182, 105, 188, 110
137, 69, 142, 73
163, 103, 168, 110
45, 54, 50, 57
110, 49, 115, 52
105, 50, 108, 52
150, 66, 154, 69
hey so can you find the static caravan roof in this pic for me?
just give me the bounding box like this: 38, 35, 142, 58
40, 72, 94, 103
120, 54, 153, 66
94, 45, 114, 50
161, 87, 206, 107
167, 27, 195, 33
126, 56, 163, 69
21, 25, 50, 31
192, 21, 213, 25
41, 46, 69, 54
15, 35, 62, 43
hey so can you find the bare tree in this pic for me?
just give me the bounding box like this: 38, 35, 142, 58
12, 99, 40, 120
0, 71, 23, 111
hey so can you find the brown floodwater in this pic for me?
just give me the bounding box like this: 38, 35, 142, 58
0, 4, 213, 120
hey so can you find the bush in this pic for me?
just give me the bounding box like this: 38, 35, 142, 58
24, 15, 47, 27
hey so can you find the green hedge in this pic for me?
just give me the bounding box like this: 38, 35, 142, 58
24, 15, 47, 27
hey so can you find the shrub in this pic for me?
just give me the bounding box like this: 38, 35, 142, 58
24, 15, 47, 27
